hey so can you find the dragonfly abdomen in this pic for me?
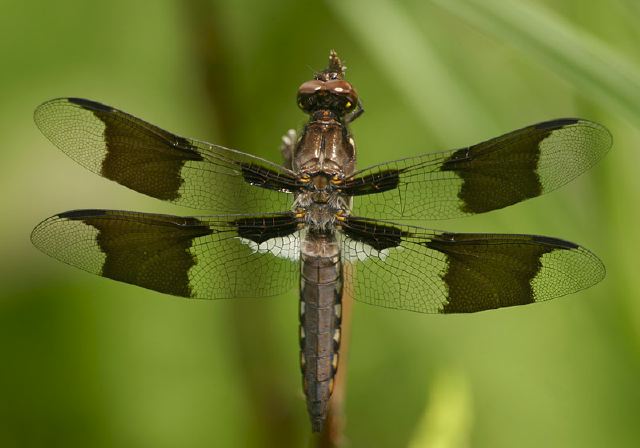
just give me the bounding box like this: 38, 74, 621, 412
299, 232, 342, 432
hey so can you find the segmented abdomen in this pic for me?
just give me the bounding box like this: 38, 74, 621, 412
299, 234, 342, 433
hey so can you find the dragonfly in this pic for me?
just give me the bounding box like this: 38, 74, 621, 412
31, 50, 611, 432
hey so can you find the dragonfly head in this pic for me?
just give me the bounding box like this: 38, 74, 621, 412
297, 51, 358, 117
316, 49, 345, 81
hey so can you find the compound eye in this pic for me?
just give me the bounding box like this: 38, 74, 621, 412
298, 80, 324, 95
297, 80, 326, 111
297, 95, 313, 112
326, 80, 352, 95
325, 80, 358, 111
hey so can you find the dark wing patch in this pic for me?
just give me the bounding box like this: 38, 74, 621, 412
339, 216, 406, 251
32, 210, 300, 299
343, 119, 611, 220
425, 233, 558, 312
34, 98, 300, 213
235, 215, 301, 244
340, 169, 401, 196
75, 99, 205, 202
59, 210, 212, 297
341, 217, 605, 314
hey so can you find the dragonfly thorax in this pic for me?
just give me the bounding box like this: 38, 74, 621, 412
294, 183, 349, 230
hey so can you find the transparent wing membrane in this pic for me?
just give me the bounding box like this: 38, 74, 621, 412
341, 217, 605, 313
31, 209, 300, 299
344, 119, 611, 220
34, 98, 298, 214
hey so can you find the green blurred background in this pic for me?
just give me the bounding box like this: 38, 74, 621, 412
1, 0, 639, 447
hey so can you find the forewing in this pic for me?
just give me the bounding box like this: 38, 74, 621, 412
343, 119, 611, 220
340, 217, 605, 313
34, 98, 299, 213
31, 210, 300, 299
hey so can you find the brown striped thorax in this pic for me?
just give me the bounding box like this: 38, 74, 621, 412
32, 49, 610, 434
291, 51, 361, 230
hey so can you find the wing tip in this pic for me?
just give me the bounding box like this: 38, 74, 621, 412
31, 209, 107, 252
34, 97, 112, 128
30, 213, 61, 255
536, 117, 613, 151
533, 234, 606, 287
544, 239, 607, 295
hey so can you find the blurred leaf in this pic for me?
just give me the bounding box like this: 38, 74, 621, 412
327, 0, 496, 144
433, 0, 640, 124
409, 369, 473, 448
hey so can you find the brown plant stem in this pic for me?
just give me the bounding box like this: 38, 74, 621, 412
182, 1, 299, 446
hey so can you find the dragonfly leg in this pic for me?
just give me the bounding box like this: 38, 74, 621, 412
280, 128, 298, 169
344, 99, 364, 124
